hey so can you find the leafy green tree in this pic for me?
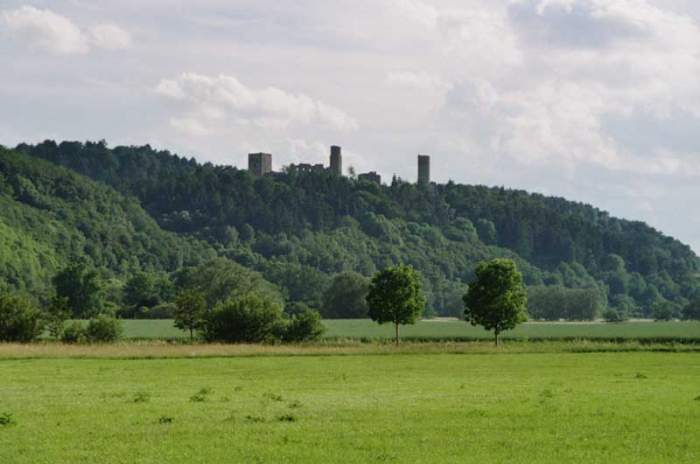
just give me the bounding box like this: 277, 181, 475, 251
45, 296, 71, 339
603, 307, 627, 323
123, 272, 160, 312
651, 303, 674, 321
322, 272, 370, 319
366, 265, 426, 344
202, 293, 284, 343
0, 292, 44, 342
85, 315, 122, 343
174, 290, 206, 341
52, 260, 103, 318
463, 259, 527, 346
279, 308, 325, 342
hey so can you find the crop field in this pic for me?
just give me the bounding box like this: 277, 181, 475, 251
114, 319, 700, 341
1, 351, 699, 463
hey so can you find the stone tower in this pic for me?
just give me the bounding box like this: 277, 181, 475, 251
248, 153, 272, 176
330, 145, 342, 176
418, 154, 430, 185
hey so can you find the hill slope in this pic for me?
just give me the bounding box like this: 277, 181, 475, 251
0, 146, 216, 296
10, 140, 700, 315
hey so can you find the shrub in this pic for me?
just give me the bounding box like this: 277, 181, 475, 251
85, 315, 123, 343
61, 321, 87, 343
0, 292, 44, 342
603, 308, 627, 323
652, 304, 674, 322
45, 296, 71, 340
201, 293, 284, 343
279, 308, 325, 342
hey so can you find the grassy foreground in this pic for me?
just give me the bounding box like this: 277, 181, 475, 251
1, 351, 699, 463
114, 319, 700, 341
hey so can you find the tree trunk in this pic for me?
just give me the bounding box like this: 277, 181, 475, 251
395, 323, 400, 345
189, 327, 194, 343
494, 329, 499, 347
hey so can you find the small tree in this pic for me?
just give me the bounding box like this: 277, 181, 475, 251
45, 296, 71, 340
463, 259, 527, 346
202, 293, 284, 343
366, 265, 426, 345
174, 290, 206, 342
0, 292, 44, 342
280, 308, 326, 342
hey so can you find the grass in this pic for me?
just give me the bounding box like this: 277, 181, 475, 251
0, 352, 698, 463
111, 319, 700, 342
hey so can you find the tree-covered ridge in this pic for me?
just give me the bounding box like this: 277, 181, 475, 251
11, 140, 700, 317
0, 146, 216, 296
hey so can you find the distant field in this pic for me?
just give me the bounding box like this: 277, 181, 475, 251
115, 319, 700, 341
1, 352, 698, 463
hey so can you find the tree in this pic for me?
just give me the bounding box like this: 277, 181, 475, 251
45, 296, 71, 340
279, 308, 326, 342
53, 260, 103, 318
463, 259, 527, 346
651, 303, 674, 321
322, 272, 370, 319
174, 290, 206, 341
366, 265, 426, 344
123, 272, 160, 312
201, 293, 284, 343
0, 292, 44, 342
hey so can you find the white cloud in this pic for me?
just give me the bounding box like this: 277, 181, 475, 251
1, 6, 131, 54
89, 24, 131, 50
156, 73, 358, 133
1, 6, 89, 54
385, 71, 451, 94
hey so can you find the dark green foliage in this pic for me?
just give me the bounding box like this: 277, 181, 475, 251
174, 258, 282, 308
201, 294, 284, 343
682, 300, 700, 320
279, 308, 325, 342
61, 321, 86, 343
45, 296, 71, 339
173, 290, 206, 341
603, 308, 628, 323
121, 271, 173, 317
652, 303, 675, 321
322, 272, 370, 319
7, 141, 700, 317
53, 260, 103, 318
463, 259, 528, 345
85, 315, 123, 343
527, 286, 603, 321
367, 265, 426, 344
0, 146, 216, 298
0, 412, 14, 426
0, 292, 44, 342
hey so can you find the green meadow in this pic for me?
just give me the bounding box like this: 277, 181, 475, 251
1, 351, 699, 463
113, 319, 700, 341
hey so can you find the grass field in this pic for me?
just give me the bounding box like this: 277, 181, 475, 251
115, 319, 700, 341
1, 351, 699, 463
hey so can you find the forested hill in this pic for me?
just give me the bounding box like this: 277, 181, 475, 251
7, 140, 700, 317
0, 146, 216, 295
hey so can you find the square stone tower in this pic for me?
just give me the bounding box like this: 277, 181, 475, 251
330, 145, 342, 176
418, 154, 430, 185
248, 153, 272, 176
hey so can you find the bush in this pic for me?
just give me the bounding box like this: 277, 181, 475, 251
652, 303, 674, 321
0, 292, 44, 342
603, 308, 627, 323
85, 315, 123, 343
61, 322, 86, 344
202, 294, 284, 343
279, 308, 325, 342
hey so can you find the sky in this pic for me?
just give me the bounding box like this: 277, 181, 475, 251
2, 0, 700, 252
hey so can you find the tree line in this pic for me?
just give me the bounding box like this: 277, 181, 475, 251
2, 259, 699, 345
